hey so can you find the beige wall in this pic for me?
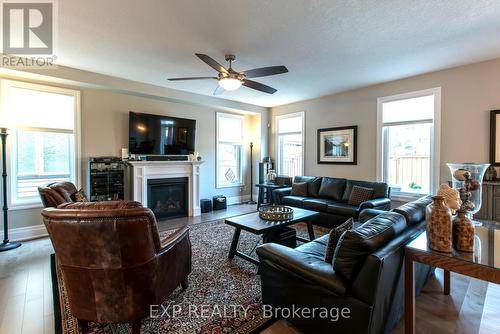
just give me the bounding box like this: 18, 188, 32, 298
6, 80, 265, 231
270, 57, 500, 184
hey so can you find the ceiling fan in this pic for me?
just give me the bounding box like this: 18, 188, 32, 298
168, 53, 288, 95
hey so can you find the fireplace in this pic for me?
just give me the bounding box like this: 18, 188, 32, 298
147, 177, 188, 220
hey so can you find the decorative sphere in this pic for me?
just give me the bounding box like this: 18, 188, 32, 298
468, 179, 480, 191
453, 169, 471, 181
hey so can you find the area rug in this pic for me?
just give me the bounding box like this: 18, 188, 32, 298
51, 220, 328, 334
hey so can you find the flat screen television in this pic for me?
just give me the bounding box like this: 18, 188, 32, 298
129, 112, 196, 155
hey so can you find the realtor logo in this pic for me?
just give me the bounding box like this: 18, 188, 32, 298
2, 1, 53, 55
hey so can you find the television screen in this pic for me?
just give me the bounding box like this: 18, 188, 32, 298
129, 112, 196, 155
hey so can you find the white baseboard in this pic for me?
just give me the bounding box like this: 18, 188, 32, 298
9, 224, 48, 242
225, 194, 258, 205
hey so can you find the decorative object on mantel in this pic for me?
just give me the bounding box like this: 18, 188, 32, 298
436, 183, 462, 214
425, 196, 453, 253
258, 205, 294, 221
452, 211, 474, 252
317, 125, 357, 164
447, 163, 490, 220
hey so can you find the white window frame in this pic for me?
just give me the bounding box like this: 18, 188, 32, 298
275, 111, 305, 176
0, 80, 81, 209
376, 87, 441, 200
216, 112, 244, 188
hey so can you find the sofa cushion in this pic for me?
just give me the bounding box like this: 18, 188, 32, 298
294, 176, 322, 197
348, 186, 374, 206
393, 195, 433, 226
318, 177, 347, 201
333, 211, 406, 280
342, 180, 388, 202
290, 182, 308, 196
296, 234, 329, 259
324, 218, 354, 263
282, 196, 308, 208
302, 198, 335, 212
327, 202, 359, 217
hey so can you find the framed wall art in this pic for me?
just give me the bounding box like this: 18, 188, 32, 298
317, 125, 357, 164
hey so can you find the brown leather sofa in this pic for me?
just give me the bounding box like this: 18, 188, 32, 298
42, 200, 192, 333
38, 181, 78, 207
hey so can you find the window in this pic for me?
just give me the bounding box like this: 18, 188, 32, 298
276, 112, 304, 177
216, 112, 243, 188
1, 80, 80, 206
377, 88, 440, 197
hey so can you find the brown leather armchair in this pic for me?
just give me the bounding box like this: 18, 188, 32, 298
38, 181, 78, 207
42, 201, 192, 334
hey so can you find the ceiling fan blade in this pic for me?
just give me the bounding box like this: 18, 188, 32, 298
168, 76, 217, 81
243, 80, 277, 94
242, 66, 288, 78
195, 53, 228, 74
213, 85, 224, 96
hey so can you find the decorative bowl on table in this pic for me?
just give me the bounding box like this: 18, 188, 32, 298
258, 205, 294, 221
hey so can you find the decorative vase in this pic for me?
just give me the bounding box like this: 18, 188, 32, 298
425, 196, 453, 253
453, 212, 474, 252
447, 163, 490, 219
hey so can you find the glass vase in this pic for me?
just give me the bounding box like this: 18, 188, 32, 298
446, 163, 490, 220
425, 196, 453, 253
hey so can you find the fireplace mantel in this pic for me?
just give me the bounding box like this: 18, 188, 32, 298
126, 160, 203, 217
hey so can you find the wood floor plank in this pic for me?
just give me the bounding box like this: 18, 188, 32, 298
455, 278, 488, 334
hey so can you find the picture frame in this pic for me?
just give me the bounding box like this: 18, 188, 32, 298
490, 110, 500, 166
317, 125, 357, 164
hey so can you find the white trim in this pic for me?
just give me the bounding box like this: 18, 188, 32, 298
275, 111, 305, 176
376, 87, 441, 195
0, 79, 81, 207
215, 112, 245, 189
9, 224, 48, 242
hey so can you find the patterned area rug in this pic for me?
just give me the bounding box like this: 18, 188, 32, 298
52, 219, 328, 334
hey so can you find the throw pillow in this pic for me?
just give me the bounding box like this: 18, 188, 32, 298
290, 182, 308, 196
324, 218, 354, 263
70, 188, 88, 202
348, 186, 374, 206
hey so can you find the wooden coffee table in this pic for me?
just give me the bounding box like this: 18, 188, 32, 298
404, 220, 500, 334
225, 207, 319, 265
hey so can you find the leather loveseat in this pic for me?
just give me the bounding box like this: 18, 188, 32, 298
273, 176, 391, 227
256, 195, 433, 334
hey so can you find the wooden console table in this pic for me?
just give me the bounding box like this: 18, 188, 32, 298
404, 221, 500, 334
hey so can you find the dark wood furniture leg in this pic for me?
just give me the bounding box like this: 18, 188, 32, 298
78, 319, 89, 334
131, 320, 141, 334
404, 250, 415, 334
181, 279, 189, 290
306, 222, 315, 241
228, 227, 241, 259
444, 269, 451, 295
257, 187, 264, 208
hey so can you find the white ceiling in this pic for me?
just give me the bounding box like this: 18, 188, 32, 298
57, 0, 500, 107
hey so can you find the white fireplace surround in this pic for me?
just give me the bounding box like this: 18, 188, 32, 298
126, 160, 203, 216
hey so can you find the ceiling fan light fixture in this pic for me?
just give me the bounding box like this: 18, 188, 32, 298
218, 77, 242, 91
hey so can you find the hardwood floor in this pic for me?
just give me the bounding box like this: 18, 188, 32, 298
1, 203, 499, 334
